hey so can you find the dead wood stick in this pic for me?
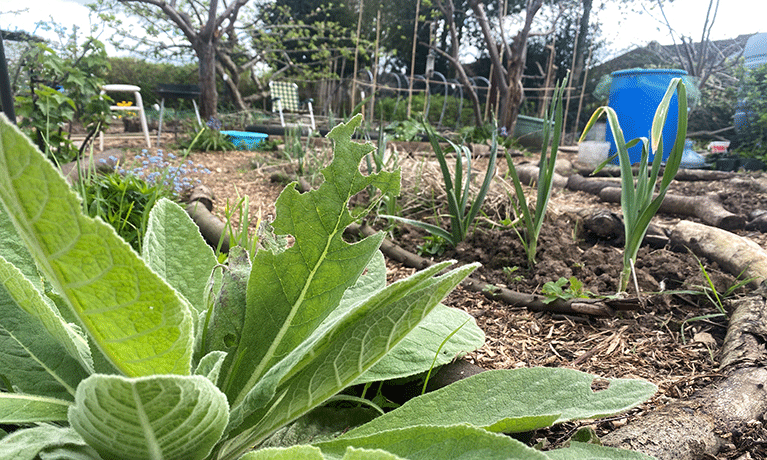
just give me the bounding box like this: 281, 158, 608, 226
347, 222, 630, 316
566, 173, 620, 195
185, 186, 229, 253
720, 292, 767, 369
603, 366, 767, 460
572, 164, 734, 181
600, 188, 746, 231
513, 163, 568, 189
604, 291, 767, 459
669, 220, 767, 288
603, 239, 767, 458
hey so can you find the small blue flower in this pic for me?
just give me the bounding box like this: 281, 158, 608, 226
98, 158, 107, 164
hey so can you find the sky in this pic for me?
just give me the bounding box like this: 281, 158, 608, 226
3, 0, 766, 63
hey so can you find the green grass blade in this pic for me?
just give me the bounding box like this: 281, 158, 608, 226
464, 132, 497, 237
379, 215, 456, 246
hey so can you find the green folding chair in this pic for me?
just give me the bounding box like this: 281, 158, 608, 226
269, 81, 316, 131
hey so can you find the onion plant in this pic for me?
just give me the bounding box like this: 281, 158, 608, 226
381, 119, 497, 248
504, 78, 567, 268
580, 78, 688, 293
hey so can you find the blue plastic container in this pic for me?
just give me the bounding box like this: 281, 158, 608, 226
221, 131, 268, 150
605, 69, 687, 164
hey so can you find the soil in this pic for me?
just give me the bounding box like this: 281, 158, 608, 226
99, 131, 767, 459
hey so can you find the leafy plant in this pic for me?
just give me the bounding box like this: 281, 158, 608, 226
365, 125, 400, 219
384, 118, 423, 142
734, 62, 767, 157
503, 266, 524, 283
678, 254, 753, 344
0, 113, 482, 458
504, 78, 566, 268
0, 114, 656, 459
14, 39, 112, 162
580, 78, 688, 293
382, 118, 497, 248
184, 119, 236, 153
541, 277, 594, 304
79, 170, 172, 251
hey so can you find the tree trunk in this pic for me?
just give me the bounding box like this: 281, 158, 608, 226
435, 0, 484, 126
197, 39, 219, 121
217, 60, 246, 112
572, 0, 592, 87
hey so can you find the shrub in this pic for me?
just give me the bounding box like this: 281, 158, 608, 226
734, 63, 767, 157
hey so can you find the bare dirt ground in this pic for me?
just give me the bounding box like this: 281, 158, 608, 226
101, 131, 767, 459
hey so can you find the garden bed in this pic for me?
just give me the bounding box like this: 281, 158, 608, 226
106, 134, 767, 459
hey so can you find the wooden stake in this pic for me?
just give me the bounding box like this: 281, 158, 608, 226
351, 0, 364, 111
371, 9, 382, 120
573, 49, 592, 138
406, 0, 422, 118
563, 26, 579, 139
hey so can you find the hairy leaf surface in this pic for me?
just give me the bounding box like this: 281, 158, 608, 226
344, 368, 657, 437
222, 261, 478, 456
317, 424, 550, 460
223, 115, 400, 404
142, 198, 219, 312
68, 374, 229, 460
0, 114, 193, 376
0, 426, 97, 460
0, 255, 90, 399
0, 393, 70, 423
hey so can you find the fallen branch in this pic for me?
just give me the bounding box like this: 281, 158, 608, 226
572, 163, 735, 181
60, 148, 125, 184
185, 185, 229, 253
669, 220, 767, 288
604, 288, 767, 459
566, 173, 620, 195
513, 163, 568, 189
600, 188, 745, 231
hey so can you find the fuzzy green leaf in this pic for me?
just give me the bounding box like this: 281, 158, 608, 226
320, 251, 485, 385
199, 246, 251, 364
0, 393, 70, 423
344, 368, 657, 437
142, 198, 219, 313
223, 114, 401, 405
356, 304, 485, 385
220, 261, 478, 458
0, 114, 193, 376
240, 445, 326, 459
68, 374, 229, 460
546, 442, 656, 459
317, 424, 551, 460
0, 208, 42, 290
0, 255, 91, 399
0, 426, 98, 460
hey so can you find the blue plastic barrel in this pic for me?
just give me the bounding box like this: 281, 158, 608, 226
605, 69, 687, 164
